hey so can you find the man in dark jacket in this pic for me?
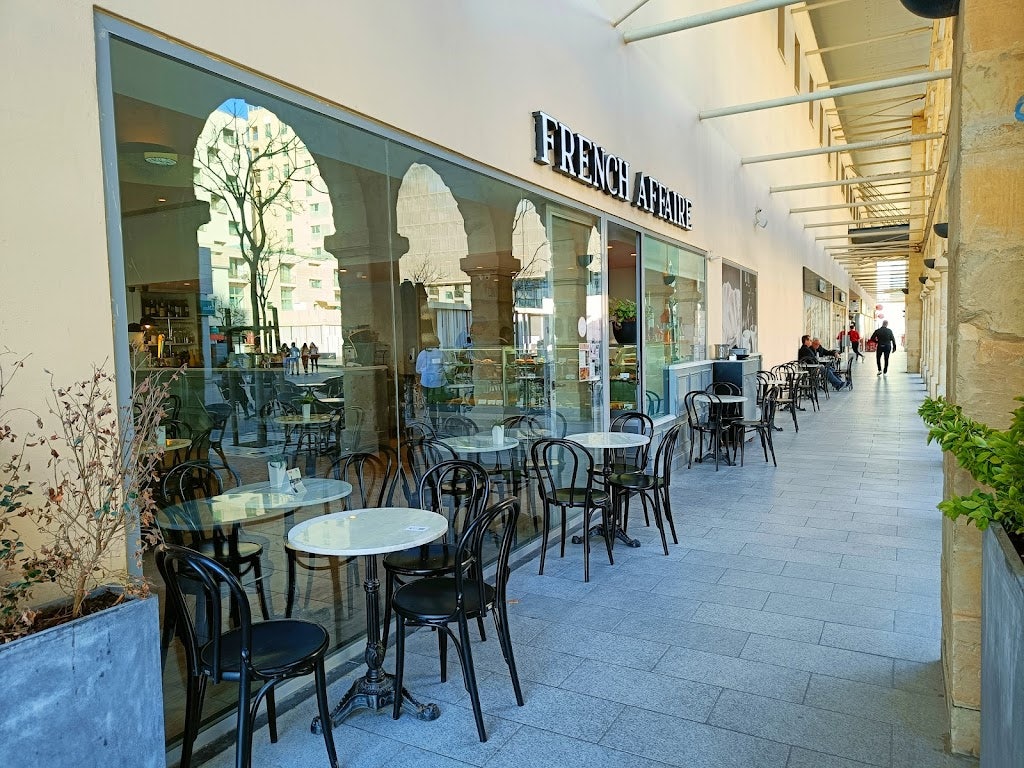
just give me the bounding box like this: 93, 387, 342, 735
797, 335, 817, 363
869, 320, 897, 375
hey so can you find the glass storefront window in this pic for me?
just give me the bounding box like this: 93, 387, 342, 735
642, 236, 706, 416
105, 33, 607, 744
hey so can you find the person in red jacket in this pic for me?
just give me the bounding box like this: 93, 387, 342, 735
847, 324, 863, 361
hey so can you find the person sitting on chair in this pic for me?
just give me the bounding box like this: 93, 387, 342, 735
797, 335, 817, 364
810, 339, 847, 391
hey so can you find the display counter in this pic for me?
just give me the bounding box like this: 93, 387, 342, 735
664, 360, 714, 417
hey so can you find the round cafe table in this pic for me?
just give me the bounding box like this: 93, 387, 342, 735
288, 507, 448, 731
439, 434, 519, 454
566, 430, 650, 548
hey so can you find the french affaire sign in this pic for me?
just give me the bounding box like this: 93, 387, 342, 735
533, 111, 693, 231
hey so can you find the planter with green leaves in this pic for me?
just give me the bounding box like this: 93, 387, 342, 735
610, 298, 638, 345
919, 395, 1024, 768
0, 356, 168, 766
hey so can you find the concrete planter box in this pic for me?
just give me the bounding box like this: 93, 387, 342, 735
981, 524, 1024, 768
0, 595, 165, 767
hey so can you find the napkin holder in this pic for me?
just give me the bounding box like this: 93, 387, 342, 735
268, 459, 288, 489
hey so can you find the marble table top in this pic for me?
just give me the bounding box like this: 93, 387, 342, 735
288, 507, 448, 557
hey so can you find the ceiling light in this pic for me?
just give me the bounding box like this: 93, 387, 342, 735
144, 151, 178, 167
120, 142, 179, 167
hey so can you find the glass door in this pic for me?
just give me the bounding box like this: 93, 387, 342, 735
607, 222, 641, 418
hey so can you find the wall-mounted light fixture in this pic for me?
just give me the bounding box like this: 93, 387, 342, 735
933, 222, 949, 238
923, 258, 936, 269
577, 253, 594, 268
753, 207, 768, 229
663, 274, 676, 286
918, 275, 929, 285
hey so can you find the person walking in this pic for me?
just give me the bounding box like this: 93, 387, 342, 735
848, 324, 864, 361
300, 342, 310, 374
309, 341, 319, 372
869, 320, 897, 375
288, 341, 301, 375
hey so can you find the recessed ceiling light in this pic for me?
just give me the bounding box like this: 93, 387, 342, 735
156, 197, 167, 203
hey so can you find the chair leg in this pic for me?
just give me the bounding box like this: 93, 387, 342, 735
392, 615, 406, 719
492, 606, 525, 706
314, 660, 340, 768
661, 486, 679, 544
382, 571, 395, 649
538, 503, 551, 575
601, 505, 615, 566
179, 674, 206, 768
651, 491, 670, 556
559, 508, 567, 559
250, 557, 271, 620
160, 602, 177, 669
234, 668, 252, 768
766, 428, 778, 467
456, 616, 488, 742
438, 628, 449, 683
582, 508, 592, 583
266, 686, 278, 743
285, 548, 298, 618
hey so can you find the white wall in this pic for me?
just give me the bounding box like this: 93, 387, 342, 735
1, 0, 871, 424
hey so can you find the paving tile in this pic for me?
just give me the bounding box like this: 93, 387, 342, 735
742, 544, 844, 567
561, 657, 721, 721
787, 748, 877, 768
892, 659, 946, 695
527, 622, 669, 671
708, 688, 892, 766
741, 635, 893, 687
831, 583, 940, 616
759, 522, 852, 542
820, 623, 941, 663
608, 611, 751, 656
651, 579, 771, 610
577, 582, 704, 618
896, 574, 941, 596
654, 645, 810, 702
840, 554, 938, 580
387, 745, 478, 768
477, 679, 624, 742
763, 592, 894, 630
682, 549, 786, 575
689, 602, 823, 642
893, 609, 942, 639
599, 707, 791, 768
506, 593, 632, 632
702, 529, 801, 548
615, 557, 727, 585
719, 569, 835, 600
484, 725, 667, 768
781, 561, 897, 591
796, 538, 899, 560
804, 674, 947, 729
510, 572, 596, 601
848, 531, 941, 553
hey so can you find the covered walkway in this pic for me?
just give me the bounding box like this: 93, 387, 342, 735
203, 363, 978, 768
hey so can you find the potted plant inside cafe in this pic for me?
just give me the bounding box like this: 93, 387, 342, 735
919, 395, 1024, 768
610, 298, 638, 345
300, 388, 316, 420
0, 353, 170, 767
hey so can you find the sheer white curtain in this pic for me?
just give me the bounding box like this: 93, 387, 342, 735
436, 309, 469, 349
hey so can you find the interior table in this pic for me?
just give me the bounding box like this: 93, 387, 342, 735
439, 434, 519, 454
566, 431, 650, 548
288, 507, 449, 732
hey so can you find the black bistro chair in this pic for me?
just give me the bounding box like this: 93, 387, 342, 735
156, 544, 339, 768
381, 459, 490, 649
391, 497, 525, 742
683, 390, 730, 471
607, 423, 683, 555
531, 437, 615, 582
732, 385, 781, 467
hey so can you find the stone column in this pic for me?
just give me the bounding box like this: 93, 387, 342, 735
904, 116, 928, 372
941, 0, 1024, 754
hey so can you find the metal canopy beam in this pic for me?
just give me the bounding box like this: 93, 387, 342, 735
791, 194, 931, 213
772, 170, 935, 192
805, 215, 925, 229
805, 26, 931, 55
612, 0, 654, 27
623, 0, 798, 43
742, 132, 944, 164
699, 70, 951, 120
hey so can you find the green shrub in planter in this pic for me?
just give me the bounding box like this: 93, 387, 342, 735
918, 396, 1024, 538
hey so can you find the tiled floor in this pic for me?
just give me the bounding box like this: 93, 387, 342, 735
201, 363, 979, 768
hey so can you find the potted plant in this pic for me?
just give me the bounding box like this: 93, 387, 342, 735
300, 389, 316, 420
0, 353, 169, 766
918, 395, 1024, 767
610, 298, 638, 345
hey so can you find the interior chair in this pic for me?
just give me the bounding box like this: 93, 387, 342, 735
162, 393, 183, 422
156, 544, 339, 768
401, 437, 458, 507
284, 449, 398, 621
769, 365, 800, 433
683, 390, 729, 471
491, 414, 542, 524
190, 403, 235, 475
607, 423, 683, 555
381, 459, 490, 649
403, 418, 437, 444
531, 437, 614, 582
391, 497, 524, 743
438, 413, 478, 437
732, 385, 780, 467
157, 461, 269, 666
645, 389, 664, 416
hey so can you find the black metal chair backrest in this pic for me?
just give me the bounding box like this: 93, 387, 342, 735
760, 385, 780, 427
403, 437, 458, 506
417, 459, 490, 541
706, 381, 741, 396
611, 410, 654, 469
645, 389, 664, 415
684, 390, 722, 428
404, 419, 436, 444
162, 460, 226, 506
531, 438, 597, 509
439, 414, 478, 438
525, 408, 568, 438
163, 394, 182, 422
653, 423, 684, 487
453, 497, 520, 619
156, 544, 251, 683
331, 449, 398, 508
